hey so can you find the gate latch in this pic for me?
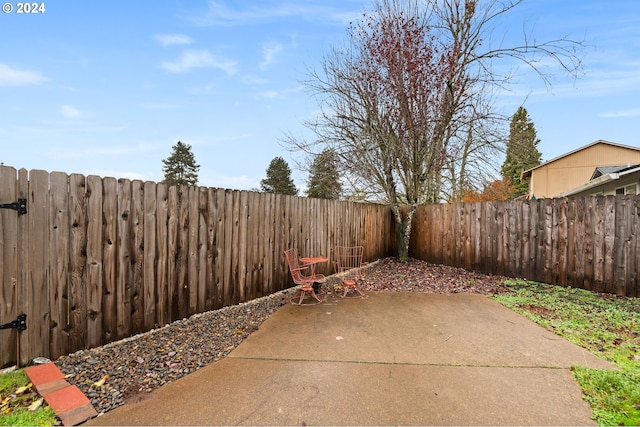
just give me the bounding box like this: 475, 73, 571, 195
0, 198, 27, 215
0, 314, 27, 331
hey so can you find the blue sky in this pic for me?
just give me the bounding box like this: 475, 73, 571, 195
1, 0, 639, 191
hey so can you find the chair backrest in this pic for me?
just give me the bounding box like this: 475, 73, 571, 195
284, 248, 304, 284
334, 246, 364, 280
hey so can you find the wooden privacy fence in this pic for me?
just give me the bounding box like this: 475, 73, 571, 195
410, 196, 640, 297
0, 166, 395, 367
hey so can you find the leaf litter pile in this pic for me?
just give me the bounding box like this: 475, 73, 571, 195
54, 257, 509, 416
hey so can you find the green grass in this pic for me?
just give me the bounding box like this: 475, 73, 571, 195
0, 369, 57, 426
492, 280, 640, 426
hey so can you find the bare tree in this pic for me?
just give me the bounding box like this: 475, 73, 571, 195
284, 0, 583, 259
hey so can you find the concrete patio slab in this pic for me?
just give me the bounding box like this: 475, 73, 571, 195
85, 292, 615, 426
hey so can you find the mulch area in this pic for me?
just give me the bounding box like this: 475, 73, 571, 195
54, 257, 510, 416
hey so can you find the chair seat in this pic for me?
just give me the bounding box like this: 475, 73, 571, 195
334, 246, 367, 299
284, 248, 324, 305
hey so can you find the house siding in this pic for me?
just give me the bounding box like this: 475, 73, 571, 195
528, 142, 640, 198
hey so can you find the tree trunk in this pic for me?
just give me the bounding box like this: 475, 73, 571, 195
391, 203, 417, 260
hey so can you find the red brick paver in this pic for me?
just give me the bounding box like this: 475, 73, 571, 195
25, 362, 98, 426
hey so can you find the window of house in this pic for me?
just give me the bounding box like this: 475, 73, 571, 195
615, 184, 637, 195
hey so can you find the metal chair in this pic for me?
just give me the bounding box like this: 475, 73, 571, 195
284, 248, 325, 305
334, 246, 368, 298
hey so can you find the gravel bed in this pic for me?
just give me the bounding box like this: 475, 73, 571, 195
54, 257, 510, 416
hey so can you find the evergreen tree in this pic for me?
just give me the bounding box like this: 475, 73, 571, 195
162, 141, 200, 186
260, 156, 297, 195
501, 107, 542, 198
306, 148, 342, 199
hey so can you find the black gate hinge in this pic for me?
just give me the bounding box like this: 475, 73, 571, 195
0, 314, 27, 331
0, 198, 27, 215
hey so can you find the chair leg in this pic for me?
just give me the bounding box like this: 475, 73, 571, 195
291, 286, 322, 305
341, 280, 367, 299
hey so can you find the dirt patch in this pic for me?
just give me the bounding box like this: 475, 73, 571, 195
521, 304, 556, 317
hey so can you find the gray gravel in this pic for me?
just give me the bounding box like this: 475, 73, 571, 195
54, 258, 510, 416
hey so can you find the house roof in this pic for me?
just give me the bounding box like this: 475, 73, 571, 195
591, 163, 640, 180
520, 140, 640, 179
560, 164, 640, 197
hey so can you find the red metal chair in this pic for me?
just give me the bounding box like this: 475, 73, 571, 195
284, 248, 325, 305
334, 246, 368, 298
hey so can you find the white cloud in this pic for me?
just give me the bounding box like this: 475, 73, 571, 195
599, 108, 640, 118
200, 174, 257, 191
161, 49, 237, 75
0, 63, 47, 86
259, 41, 283, 70
192, 1, 361, 27
259, 85, 303, 99
154, 34, 193, 47
262, 90, 278, 99
60, 105, 81, 118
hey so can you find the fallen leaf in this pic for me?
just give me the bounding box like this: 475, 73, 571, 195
336, 336, 344, 341
15, 384, 31, 395
28, 398, 43, 412
92, 375, 108, 388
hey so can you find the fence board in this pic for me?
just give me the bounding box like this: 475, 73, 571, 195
187, 186, 199, 316
566, 198, 577, 287
116, 178, 132, 340
197, 187, 208, 313
527, 200, 539, 281
495, 202, 505, 276
632, 197, 640, 297
15, 170, 29, 366
130, 181, 145, 334
102, 177, 117, 342
603, 197, 616, 294
222, 190, 234, 306
155, 183, 168, 325
255, 192, 265, 298
177, 186, 189, 319
166, 185, 179, 320
143, 181, 158, 330
85, 175, 103, 349
0, 167, 18, 367
264, 192, 274, 295
592, 197, 606, 292
573, 198, 585, 289
25, 170, 49, 362
68, 174, 87, 353
49, 172, 70, 358
557, 198, 569, 286
204, 187, 216, 312
583, 197, 595, 291
237, 191, 248, 302
213, 188, 225, 309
